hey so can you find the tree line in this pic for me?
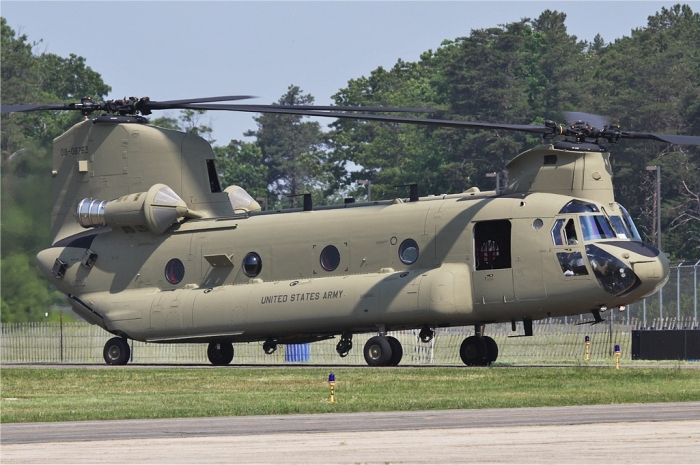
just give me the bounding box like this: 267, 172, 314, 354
2, 5, 699, 322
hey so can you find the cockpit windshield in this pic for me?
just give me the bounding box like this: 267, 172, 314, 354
553, 200, 640, 244
609, 216, 632, 238
579, 215, 616, 241
617, 204, 642, 240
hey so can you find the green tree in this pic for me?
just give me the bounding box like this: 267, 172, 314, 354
150, 109, 214, 142
1, 18, 111, 322
245, 85, 331, 207
593, 4, 700, 258
214, 140, 269, 201
331, 11, 590, 198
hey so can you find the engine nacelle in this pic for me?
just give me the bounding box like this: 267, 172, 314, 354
77, 183, 202, 235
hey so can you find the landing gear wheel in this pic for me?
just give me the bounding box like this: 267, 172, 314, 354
207, 342, 234, 365
103, 337, 130, 365
386, 336, 403, 366
483, 336, 499, 365
363, 336, 393, 367
459, 336, 487, 366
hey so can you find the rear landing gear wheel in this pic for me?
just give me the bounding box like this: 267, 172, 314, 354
386, 336, 403, 366
207, 342, 234, 365
363, 336, 392, 366
459, 336, 487, 366
103, 337, 130, 365
483, 336, 499, 365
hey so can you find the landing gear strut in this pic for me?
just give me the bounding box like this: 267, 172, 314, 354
336, 332, 353, 357
103, 337, 130, 365
363, 334, 403, 367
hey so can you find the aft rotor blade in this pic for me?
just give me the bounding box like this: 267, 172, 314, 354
180, 103, 436, 113
147, 95, 257, 107
180, 103, 550, 134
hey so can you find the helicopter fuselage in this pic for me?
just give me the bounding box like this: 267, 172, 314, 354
37, 188, 668, 344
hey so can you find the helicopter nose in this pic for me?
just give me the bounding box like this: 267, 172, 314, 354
632, 250, 670, 297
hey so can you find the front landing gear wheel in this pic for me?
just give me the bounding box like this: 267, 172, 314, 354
459, 336, 487, 366
103, 337, 130, 365
363, 336, 393, 366
483, 336, 499, 365
207, 342, 234, 365
386, 336, 403, 366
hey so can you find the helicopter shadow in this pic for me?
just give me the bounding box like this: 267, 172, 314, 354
349, 196, 494, 324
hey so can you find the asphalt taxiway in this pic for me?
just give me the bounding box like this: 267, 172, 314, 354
2, 402, 699, 463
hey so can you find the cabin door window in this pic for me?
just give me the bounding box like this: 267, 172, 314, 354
472, 220, 514, 305
473, 220, 511, 270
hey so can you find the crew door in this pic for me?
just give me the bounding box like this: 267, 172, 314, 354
471, 220, 515, 305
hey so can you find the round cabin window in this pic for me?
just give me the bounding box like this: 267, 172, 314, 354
399, 239, 419, 265
164, 258, 185, 284
243, 252, 262, 277
320, 245, 341, 271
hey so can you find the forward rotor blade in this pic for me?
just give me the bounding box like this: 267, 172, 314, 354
623, 132, 700, 145
1, 103, 74, 113
180, 103, 550, 134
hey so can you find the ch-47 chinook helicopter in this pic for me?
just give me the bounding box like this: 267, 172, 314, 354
3, 95, 699, 367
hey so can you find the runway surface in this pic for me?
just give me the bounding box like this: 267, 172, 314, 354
3, 402, 700, 463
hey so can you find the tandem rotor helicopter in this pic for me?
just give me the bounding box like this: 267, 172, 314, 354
3, 95, 699, 366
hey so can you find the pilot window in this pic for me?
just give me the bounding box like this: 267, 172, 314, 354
551, 219, 578, 246
474, 220, 511, 270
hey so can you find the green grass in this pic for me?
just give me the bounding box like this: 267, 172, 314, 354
2, 367, 700, 423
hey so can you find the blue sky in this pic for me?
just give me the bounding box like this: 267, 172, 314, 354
3, 1, 695, 144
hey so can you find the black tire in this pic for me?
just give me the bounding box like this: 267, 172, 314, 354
363, 336, 392, 366
103, 337, 130, 365
459, 336, 487, 366
483, 336, 499, 365
207, 342, 234, 365
386, 336, 403, 366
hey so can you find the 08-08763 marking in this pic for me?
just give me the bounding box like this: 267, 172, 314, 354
60, 145, 89, 156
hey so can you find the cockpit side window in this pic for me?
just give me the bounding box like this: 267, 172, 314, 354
551, 218, 579, 246
551, 219, 566, 246
564, 219, 578, 245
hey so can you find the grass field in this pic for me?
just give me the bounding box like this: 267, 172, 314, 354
2, 366, 700, 423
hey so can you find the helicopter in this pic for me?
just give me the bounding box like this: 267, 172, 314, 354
3, 95, 698, 367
